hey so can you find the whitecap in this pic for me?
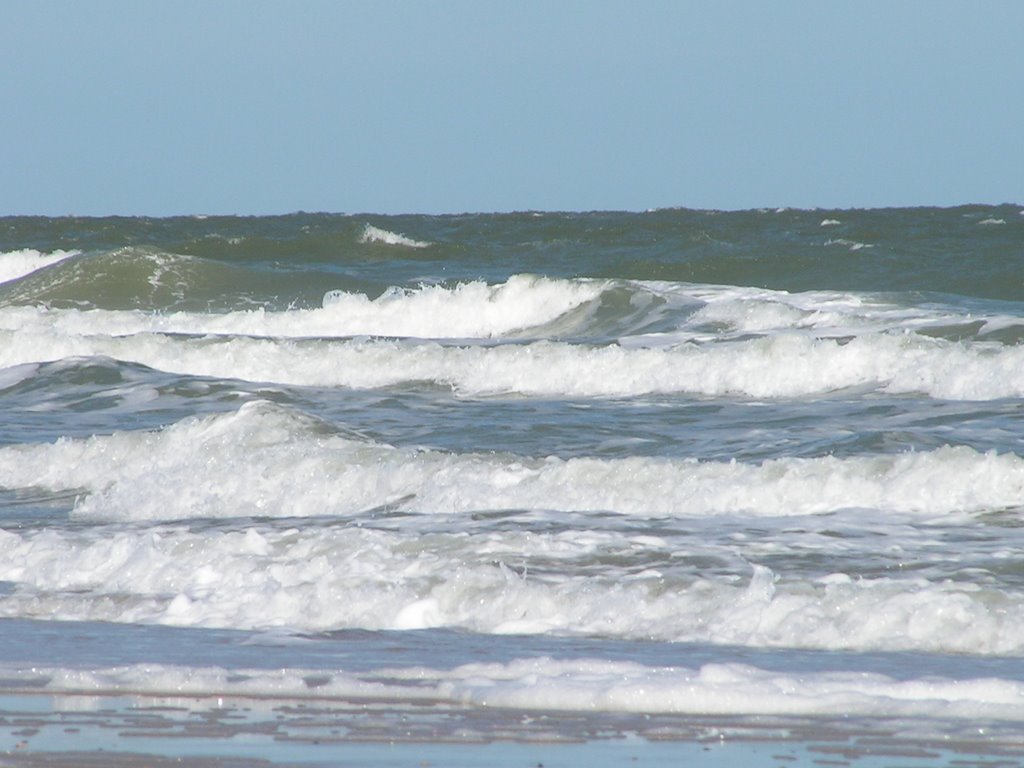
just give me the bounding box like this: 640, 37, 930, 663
3, 320, 1024, 400
1, 404, 1021, 524
0, 275, 608, 341
824, 238, 873, 251
359, 223, 431, 248
0, 249, 78, 285
4, 517, 1024, 656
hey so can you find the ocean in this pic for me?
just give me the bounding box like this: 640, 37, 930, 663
1, 206, 1024, 764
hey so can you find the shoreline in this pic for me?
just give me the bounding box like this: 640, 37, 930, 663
3, 691, 1023, 768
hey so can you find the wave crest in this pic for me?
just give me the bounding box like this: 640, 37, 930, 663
1, 403, 1021, 523
359, 223, 431, 248
0, 249, 78, 286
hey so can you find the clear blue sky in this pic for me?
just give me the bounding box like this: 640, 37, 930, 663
4, 1, 1022, 216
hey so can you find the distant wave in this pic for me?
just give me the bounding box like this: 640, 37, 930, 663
321, 274, 607, 338
5, 274, 1021, 344
0, 248, 205, 309
0, 247, 308, 313
359, 223, 431, 248
0, 274, 610, 340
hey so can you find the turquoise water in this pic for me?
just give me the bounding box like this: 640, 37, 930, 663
1, 207, 1024, 762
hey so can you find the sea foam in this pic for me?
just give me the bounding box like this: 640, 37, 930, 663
0, 275, 607, 340
359, 223, 431, 248
1, 519, 1024, 654
1, 401, 1022, 523
8, 658, 1024, 722
0, 249, 78, 284
2, 320, 1023, 400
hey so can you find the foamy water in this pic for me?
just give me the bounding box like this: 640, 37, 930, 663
2, 210, 1024, 741
1, 401, 1022, 523
10, 657, 1024, 723
2, 279, 1022, 399
359, 222, 432, 248
0, 248, 77, 284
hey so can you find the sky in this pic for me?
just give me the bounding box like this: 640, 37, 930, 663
3, 1, 1023, 216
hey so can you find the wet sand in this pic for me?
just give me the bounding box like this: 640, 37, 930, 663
2, 691, 1023, 767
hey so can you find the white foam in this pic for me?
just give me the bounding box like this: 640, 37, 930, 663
3, 319, 1022, 400
1, 278, 1021, 400
0, 275, 606, 340
359, 223, 431, 248
319, 274, 606, 337
819, 219, 841, 227
2, 394, 1023, 652
978, 218, 1006, 226
1, 402, 1021, 525
1, 511, 1024, 653
688, 297, 806, 333
0, 275, 1007, 343
637, 282, 956, 340
0, 249, 78, 284
824, 237, 873, 251
5, 658, 1024, 722
425, 658, 1024, 720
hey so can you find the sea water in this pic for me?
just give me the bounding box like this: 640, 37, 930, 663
1, 208, 1024, 760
